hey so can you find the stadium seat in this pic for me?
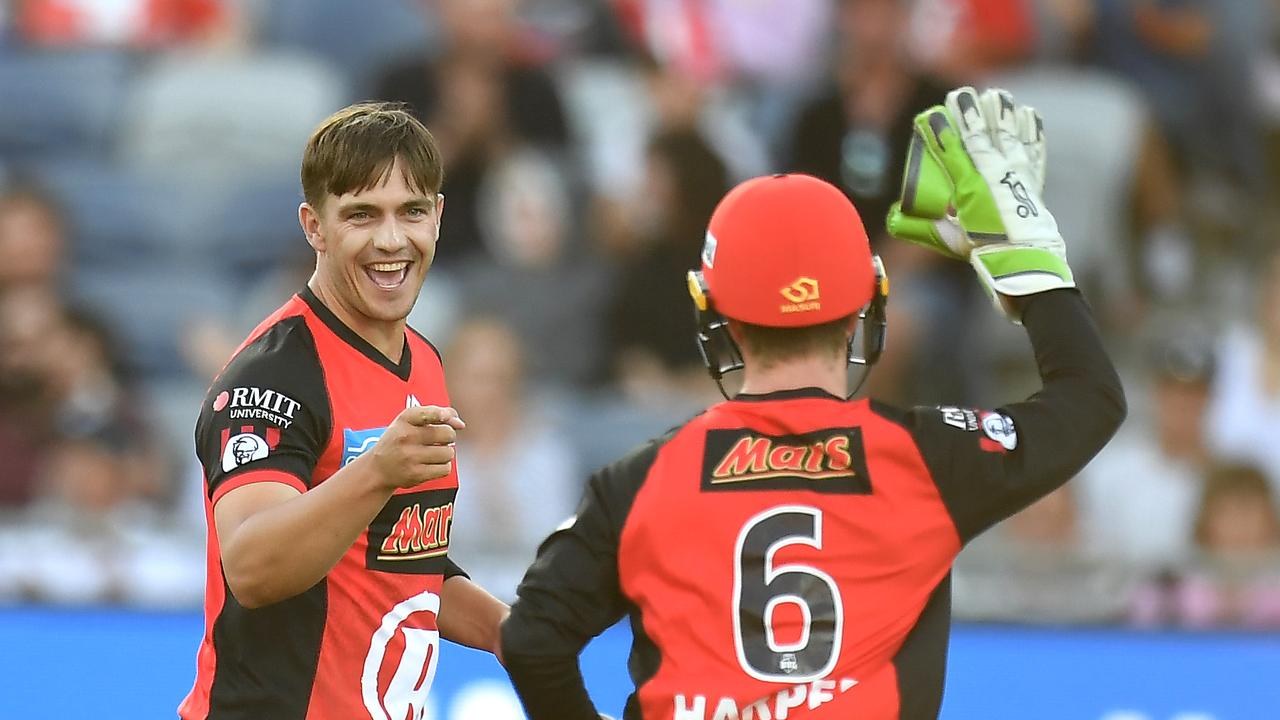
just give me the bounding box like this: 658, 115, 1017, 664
70, 264, 234, 378
118, 52, 349, 179
556, 392, 702, 474
205, 180, 307, 280
38, 160, 219, 269
258, 0, 435, 86
0, 50, 132, 162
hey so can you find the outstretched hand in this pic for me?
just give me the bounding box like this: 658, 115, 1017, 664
367, 405, 466, 490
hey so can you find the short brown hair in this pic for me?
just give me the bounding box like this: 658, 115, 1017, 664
733, 314, 854, 368
1193, 463, 1280, 546
301, 102, 444, 209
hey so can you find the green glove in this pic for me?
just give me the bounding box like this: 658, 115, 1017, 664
888, 87, 1071, 323
885, 128, 969, 260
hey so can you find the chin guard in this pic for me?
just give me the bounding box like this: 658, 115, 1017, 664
688, 255, 889, 400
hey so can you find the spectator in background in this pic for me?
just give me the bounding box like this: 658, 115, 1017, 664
3, 431, 202, 606
1090, 0, 1269, 210
612, 0, 832, 159
605, 128, 729, 403
50, 307, 167, 502
0, 287, 63, 507
787, 0, 974, 406
456, 149, 609, 389
788, 0, 951, 242
0, 183, 65, 292
1078, 331, 1215, 567
0, 288, 165, 510
911, 0, 1037, 81
1207, 251, 1280, 495
1131, 463, 1280, 628
373, 0, 570, 265
444, 316, 579, 599
14, 0, 244, 49
954, 484, 1132, 623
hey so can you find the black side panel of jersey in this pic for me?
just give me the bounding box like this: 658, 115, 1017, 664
893, 575, 952, 720
622, 611, 662, 720
196, 316, 331, 498
503, 427, 681, 720
207, 579, 327, 719
874, 290, 1126, 543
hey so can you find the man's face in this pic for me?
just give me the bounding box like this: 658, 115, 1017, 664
302, 158, 443, 327
0, 199, 64, 288
1153, 378, 1208, 452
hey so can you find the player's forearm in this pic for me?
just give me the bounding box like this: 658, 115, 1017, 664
221, 457, 394, 608
1008, 289, 1127, 477
504, 652, 599, 720
438, 575, 509, 659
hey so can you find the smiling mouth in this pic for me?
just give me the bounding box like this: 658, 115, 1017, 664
365, 261, 411, 290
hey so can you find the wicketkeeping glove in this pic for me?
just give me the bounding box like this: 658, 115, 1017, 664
887, 86, 1072, 323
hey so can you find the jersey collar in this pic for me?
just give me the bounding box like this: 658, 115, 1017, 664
299, 287, 413, 382
731, 387, 844, 403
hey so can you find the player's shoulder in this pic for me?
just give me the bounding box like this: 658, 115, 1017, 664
217, 311, 320, 389
200, 299, 331, 431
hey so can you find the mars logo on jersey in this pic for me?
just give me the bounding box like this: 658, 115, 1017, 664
701, 427, 872, 494
367, 488, 457, 574
219, 425, 281, 472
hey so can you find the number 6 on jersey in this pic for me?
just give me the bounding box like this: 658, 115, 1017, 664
733, 505, 842, 682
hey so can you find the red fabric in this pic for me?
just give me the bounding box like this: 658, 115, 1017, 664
961, 0, 1035, 59
209, 468, 307, 506
181, 294, 462, 719
18, 0, 226, 47
619, 396, 959, 718
176, 497, 223, 720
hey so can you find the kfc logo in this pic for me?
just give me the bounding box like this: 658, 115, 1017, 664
979, 412, 1018, 453
222, 433, 268, 471
219, 425, 281, 472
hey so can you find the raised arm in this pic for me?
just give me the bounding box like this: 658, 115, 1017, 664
887, 86, 1126, 540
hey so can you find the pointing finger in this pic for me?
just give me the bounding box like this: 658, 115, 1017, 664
405, 405, 460, 427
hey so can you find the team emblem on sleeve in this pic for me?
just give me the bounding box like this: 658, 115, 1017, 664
978, 412, 1018, 453
219, 425, 282, 472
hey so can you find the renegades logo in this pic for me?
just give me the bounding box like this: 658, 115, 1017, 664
700, 427, 872, 494
367, 488, 458, 574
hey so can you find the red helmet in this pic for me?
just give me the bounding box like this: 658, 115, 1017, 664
699, 174, 876, 326
687, 174, 888, 397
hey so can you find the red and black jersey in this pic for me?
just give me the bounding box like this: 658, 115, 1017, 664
180, 287, 467, 720
502, 290, 1126, 719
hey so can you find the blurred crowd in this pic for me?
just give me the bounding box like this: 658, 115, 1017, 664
0, 0, 1278, 629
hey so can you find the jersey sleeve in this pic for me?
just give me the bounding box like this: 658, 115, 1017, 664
501, 435, 667, 720
194, 319, 332, 504
899, 290, 1127, 543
